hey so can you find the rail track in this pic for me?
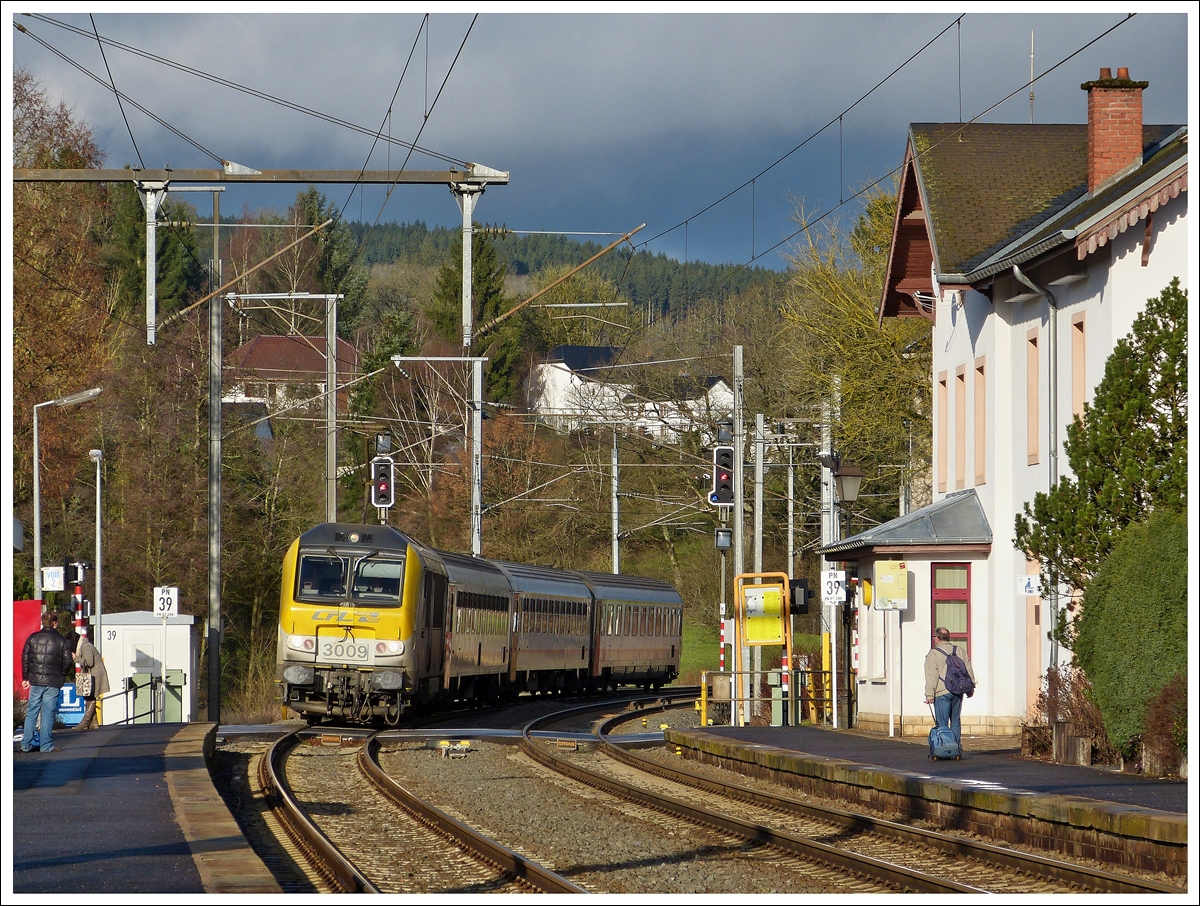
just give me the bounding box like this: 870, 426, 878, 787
578, 702, 1185, 895
238, 692, 1183, 894
257, 727, 581, 893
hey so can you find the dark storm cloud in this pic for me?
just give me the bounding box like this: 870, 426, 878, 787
8, 8, 1191, 267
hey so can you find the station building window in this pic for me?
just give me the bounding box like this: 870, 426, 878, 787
931, 563, 971, 656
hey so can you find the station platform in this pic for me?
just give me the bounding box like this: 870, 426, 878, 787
10, 723, 279, 895
664, 723, 1191, 880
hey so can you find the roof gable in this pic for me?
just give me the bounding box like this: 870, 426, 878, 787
913, 123, 1089, 276
881, 123, 1183, 316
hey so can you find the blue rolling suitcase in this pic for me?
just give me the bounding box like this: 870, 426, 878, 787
928, 724, 962, 760
927, 703, 962, 760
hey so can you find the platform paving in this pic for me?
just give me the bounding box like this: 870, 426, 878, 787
11, 722, 279, 894
695, 723, 1187, 814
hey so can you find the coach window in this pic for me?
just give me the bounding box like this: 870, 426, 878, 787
932, 563, 971, 654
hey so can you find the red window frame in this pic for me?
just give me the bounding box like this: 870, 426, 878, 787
931, 562, 971, 658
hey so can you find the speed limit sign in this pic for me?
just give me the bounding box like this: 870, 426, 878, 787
153, 586, 179, 617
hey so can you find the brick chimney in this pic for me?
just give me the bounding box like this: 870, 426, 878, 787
1082, 66, 1150, 193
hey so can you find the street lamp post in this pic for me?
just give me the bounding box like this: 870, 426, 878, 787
89, 449, 104, 657
32, 387, 103, 609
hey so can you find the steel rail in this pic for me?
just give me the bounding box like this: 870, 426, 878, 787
596, 707, 1185, 895
259, 729, 380, 893
359, 734, 587, 894
520, 707, 980, 894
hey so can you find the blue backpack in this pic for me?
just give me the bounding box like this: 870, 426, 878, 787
938, 645, 975, 697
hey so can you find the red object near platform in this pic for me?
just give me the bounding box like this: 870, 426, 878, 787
13, 599, 42, 701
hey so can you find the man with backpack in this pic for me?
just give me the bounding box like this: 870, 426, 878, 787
924, 627, 977, 751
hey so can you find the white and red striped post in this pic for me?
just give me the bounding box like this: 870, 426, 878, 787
71, 563, 86, 638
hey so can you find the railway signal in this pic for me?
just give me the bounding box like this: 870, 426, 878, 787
710, 445, 735, 506
370, 457, 395, 509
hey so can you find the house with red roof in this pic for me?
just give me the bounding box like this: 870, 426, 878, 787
223, 334, 360, 417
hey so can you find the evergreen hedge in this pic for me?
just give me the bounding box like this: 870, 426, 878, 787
1071, 509, 1188, 756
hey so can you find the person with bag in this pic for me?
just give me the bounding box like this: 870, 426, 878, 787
20, 610, 74, 753
72, 632, 110, 730
924, 626, 977, 755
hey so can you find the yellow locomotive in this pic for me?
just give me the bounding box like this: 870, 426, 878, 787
277, 523, 683, 725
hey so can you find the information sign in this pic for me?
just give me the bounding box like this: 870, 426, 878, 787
42, 566, 65, 592
873, 561, 910, 610
1017, 575, 1039, 596
821, 570, 846, 607
153, 586, 179, 617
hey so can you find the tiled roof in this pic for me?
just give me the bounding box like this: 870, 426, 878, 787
910, 123, 1177, 275
950, 126, 1187, 281
912, 124, 1088, 274
225, 335, 359, 382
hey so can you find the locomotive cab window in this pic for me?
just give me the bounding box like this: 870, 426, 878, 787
351, 557, 404, 605
297, 555, 348, 601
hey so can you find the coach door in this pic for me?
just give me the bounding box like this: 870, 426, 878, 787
424, 571, 448, 684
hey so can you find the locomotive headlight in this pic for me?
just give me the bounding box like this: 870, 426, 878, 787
375, 640, 404, 655
288, 635, 316, 652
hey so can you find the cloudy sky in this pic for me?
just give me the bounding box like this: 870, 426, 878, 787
7, 6, 1194, 269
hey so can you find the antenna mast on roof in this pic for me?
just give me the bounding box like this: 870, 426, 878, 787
1029, 30, 1036, 124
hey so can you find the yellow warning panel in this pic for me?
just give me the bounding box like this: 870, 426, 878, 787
735, 572, 789, 646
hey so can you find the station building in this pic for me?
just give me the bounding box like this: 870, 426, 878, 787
829, 68, 1188, 736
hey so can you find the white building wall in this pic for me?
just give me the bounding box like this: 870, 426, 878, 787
912, 190, 1188, 734
855, 551, 1000, 736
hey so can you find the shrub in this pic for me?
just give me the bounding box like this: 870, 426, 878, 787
1071, 509, 1187, 757
1028, 665, 1120, 765
1142, 672, 1186, 775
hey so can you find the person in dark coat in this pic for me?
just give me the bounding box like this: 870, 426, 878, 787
72, 631, 110, 729
21, 610, 74, 753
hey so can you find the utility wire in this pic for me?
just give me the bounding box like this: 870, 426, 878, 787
16, 23, 223, 164
90, 13, 143, 169
337, 14, 429, 215
327, 14, 478, 299
636, 14, 964, 251
683, 13, 1138, 298
574, 15, 1136, 427
21, 13, 469, 168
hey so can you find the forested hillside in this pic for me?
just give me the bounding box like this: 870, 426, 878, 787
345, 221, 777, 319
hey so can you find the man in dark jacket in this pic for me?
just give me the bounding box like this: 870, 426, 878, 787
21, 610, 74, 753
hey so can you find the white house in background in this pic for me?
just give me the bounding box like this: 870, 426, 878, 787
223, 334, 360, 415
527, 345, 732, 441
825, 67, 1187, 737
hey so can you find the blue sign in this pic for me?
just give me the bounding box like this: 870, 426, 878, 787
58, 684, 85, 726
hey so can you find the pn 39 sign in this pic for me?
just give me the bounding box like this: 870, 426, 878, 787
153, 586, 179, 617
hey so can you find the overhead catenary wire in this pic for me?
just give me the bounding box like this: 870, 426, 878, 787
19, 13, 469, 168
635, 14, 965, 252
89, 13, 143, 169
680, 12, 1138, 300
16, 23, 224, 164
322, 14, 479, 305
